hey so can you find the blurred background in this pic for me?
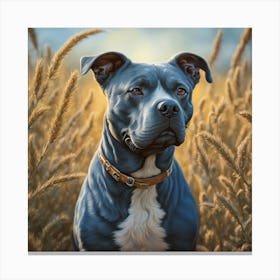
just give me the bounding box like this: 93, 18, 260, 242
29, 28, 251, 73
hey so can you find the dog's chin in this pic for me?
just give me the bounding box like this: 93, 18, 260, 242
123, 130, 185, 156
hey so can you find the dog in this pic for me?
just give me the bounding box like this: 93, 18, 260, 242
73, 51, 212, 251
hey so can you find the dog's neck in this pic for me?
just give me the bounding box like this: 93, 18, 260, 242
99, 119, 174, 174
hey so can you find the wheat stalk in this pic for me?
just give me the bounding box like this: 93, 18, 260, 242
28, 134, 38, 180
235, 126, 249, 147
37, 71, 78, 167
46, 71, 78, 146
233, 66, 241, 97
243, 216, 252, 232
47, 89, 59, 105
197, 131, 250, 187
28, 28, 39, 52
39, 29, 102, 101
199, 202, 215, 208
195, 137, 210, 174
54, 236, 71, 251
246, 76, 252, 92
231, 28, 252, 69
28, 105, 49, 129
198, 131, 232, 169
28, 232, 42, 251
236, 135, 251, 171
233, 66, 241, 87
215, 100, 226, 121
69, 130, 79, 146
41, 214, 70, 241
216, 192, 250, 242
28, 172, 86, 200
241, 59, 249, 78
218, 175, 236, 198
216, 193, 240, 222
219, 175, 247, 218
64, 111, 82, 135
48, 29, 102, 80
238, 111, 252, 123
198, 98, 206, 114
30, 58, 44, 104
45, 44, 52, 63
225, 78, 234, 104
209, 30, 222, 66
49, 153, 76, 177
235, 176, 250, 218
62, 91, 94, 136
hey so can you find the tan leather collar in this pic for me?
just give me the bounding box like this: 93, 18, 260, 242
98, 151, 172, 189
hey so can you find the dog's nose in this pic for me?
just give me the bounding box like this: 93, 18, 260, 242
157, 100, 179, 118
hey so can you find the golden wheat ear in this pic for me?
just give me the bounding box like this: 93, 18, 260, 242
209, 30, 223, 67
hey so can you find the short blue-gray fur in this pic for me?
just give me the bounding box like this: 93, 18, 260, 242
73, 51, 212, 251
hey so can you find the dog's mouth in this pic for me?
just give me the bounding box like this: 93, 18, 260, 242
123, 133, 143, 154
122, 129, 181, 155
149, 130, 177, 147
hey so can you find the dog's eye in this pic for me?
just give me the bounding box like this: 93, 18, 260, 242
177, 88, 187, 96
128, 88, 143, 96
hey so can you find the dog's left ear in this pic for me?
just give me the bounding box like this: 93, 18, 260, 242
170, 53, 213, 84
80, 52, 131, 86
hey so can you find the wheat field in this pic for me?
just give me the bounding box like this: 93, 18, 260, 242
28, 28, 252, 252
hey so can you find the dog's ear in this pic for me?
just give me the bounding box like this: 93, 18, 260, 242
80, 52, 131, 86
170, 52, 213, 84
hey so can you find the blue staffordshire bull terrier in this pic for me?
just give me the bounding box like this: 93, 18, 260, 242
73, 51, 212, 251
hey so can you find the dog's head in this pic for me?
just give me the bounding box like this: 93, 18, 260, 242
81, 52, 212, 156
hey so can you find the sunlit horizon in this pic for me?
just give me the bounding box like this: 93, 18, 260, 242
29, 28, 252, 74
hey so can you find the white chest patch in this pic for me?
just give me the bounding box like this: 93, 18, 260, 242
114, 155, 169, 251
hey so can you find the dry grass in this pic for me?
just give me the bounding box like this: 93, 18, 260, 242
28, 28, 252, 251
28, 28, 39, 52
208, 30, 222, 67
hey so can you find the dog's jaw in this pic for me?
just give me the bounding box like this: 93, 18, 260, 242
122, 129, 184, 157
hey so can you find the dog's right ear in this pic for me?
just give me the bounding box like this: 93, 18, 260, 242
80, 52, 131, 86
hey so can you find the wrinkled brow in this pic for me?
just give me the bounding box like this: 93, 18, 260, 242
156, 65, 194, 92
109, 64, 160, 92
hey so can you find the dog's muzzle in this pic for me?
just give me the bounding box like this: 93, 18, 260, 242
119, 99, 187, 156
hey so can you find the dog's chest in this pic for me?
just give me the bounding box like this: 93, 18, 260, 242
113, 155, 169, 251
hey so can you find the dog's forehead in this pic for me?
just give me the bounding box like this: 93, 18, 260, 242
119, 62, 191, 85
125, 62, 183, 76
154, 62, 187, 79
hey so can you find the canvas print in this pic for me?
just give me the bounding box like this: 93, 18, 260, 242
28, 28, 252, 252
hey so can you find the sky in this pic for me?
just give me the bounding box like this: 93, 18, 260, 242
29, 28, 252, 73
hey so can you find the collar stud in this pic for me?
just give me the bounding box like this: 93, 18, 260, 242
126, 177, 135, 187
